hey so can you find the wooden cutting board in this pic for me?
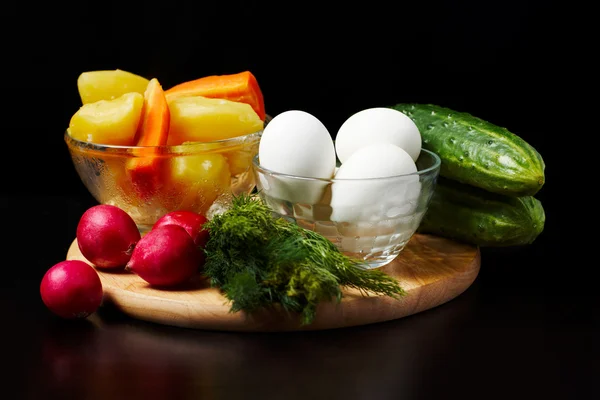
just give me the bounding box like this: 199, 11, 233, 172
66, 234, 480, 332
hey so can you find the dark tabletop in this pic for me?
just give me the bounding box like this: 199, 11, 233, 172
2, 191, 594, 400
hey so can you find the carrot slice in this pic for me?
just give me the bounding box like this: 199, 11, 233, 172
165, 71, 266, 121
134, 78, 170, 146
125, 78, 170, 199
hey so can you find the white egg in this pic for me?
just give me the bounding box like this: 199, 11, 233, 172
335, 107, 422, 163
257, 110, 336, 204
334, 142, 417, 179
330, 143, 421, 222
259, 110, 335, 178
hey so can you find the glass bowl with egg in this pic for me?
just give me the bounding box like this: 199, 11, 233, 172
252, 108, 441, 269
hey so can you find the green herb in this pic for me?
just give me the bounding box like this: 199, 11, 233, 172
203, 194, 406, 325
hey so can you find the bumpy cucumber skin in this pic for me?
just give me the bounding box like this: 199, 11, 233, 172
418, 178, 545, 247
392, 103, 545, 197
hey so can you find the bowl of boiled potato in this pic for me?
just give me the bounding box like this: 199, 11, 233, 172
65, 69, 267, 231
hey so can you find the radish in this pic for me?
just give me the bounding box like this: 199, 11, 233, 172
77, 204, 141, 269
40, 260, 103, 319
152, 210, 209, 249
125, 224, 204, 287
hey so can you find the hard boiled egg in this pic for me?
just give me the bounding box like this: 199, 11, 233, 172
330, 143, 421, 222
334, 142, 417, 180
335, 107, 422, 163
258, 110, 336, 204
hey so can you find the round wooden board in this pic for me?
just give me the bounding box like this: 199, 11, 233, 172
66, 234, 480, 332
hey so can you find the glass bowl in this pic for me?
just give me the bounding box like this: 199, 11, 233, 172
252, 148, 441, 269
65, 128, 263, 232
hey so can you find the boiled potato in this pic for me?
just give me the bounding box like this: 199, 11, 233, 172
78, 69, 150, 104
164, 153, 231, 214
167, 96, 264, 145
68, 92, 144, 145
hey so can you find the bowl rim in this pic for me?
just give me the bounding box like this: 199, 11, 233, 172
252, 148, 441, 183
64, 129, 263, 154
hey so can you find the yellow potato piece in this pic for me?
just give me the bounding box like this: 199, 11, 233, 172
222, 143, 259, 176
68, 92, 144, 145
167, 96, 264, 145
165, 153, 231, 214
78, 69, 150, 104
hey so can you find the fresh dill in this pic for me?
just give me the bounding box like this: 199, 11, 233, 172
203, 193, 406, 325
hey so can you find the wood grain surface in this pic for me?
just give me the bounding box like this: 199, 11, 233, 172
66, 233, 480, 332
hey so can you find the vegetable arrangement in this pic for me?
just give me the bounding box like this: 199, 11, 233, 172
67, 69, 267, 223
391, 103, 546, 246
72, 69, 266, 146
41, 196, 405, 324
41, 69, 548, 326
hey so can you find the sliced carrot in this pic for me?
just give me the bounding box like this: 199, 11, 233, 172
125, 78, 170, 199
165, 70, 266, 121
134, 78, 170, 146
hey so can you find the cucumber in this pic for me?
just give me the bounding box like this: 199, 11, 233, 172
418, 178, 545, 247
391, 103, 545, 197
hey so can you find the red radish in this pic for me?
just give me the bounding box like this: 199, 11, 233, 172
76, 204, 141, 269
152, 210, 209, 249
40, 260, 103, 319
125, 224, 204, 287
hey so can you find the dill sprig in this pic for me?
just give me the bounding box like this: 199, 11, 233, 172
273, 224, 405, 299
203, 193, 406, 325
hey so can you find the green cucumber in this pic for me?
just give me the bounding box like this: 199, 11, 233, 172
418, 178, 545, 247
391, 103, 545, 197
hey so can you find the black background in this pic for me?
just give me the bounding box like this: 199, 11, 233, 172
5, 0, 564, 200
3, 0, 580, 296
0, 0, 576, 288
2, 2, 594, 398
5, 0, 571, 266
